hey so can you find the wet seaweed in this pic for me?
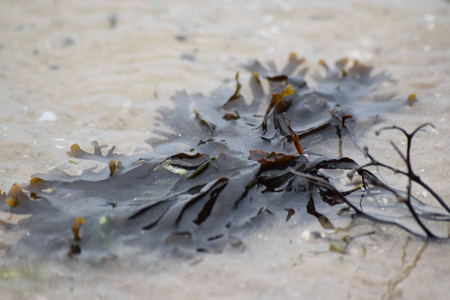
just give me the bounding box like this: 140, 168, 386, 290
1, 54, 449, 260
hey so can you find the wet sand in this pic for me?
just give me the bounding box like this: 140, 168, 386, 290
1, 0, 450, 299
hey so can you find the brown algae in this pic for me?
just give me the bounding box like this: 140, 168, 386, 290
1, 55, 449, 260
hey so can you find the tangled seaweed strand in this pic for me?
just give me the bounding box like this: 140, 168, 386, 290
290, 123, 450, 239
1, 54, 449, 260
355, 124, 450, 238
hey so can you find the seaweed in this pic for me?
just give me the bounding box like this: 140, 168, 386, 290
72, 217, 85, 241
1, 54, 449, 260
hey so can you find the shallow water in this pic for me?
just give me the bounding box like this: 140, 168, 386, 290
1, 0, 450, 299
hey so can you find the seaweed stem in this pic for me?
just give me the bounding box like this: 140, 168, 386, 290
284, 117, 303, 155
357, 123, 450, 237
72, 217, 85, 241
373, 124, 450, 213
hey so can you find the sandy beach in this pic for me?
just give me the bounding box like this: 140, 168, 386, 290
1, 0, 450, 299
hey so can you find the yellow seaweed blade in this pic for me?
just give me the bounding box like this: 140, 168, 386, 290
280, 84, 294, 98
6, 197, 18, 208
289, 52, 298, 61
109, 159, 117, 176
72, 217, 85, 241
30, 177, 43, 186
335, 57, 349, 69
10, 183, 23, 198
288, 52, 306, 64
318, 59, 329, 70
68, 144, 84, 157
407, 93, 417, 107
269, 84, 295, 107
70, 144, 81, 153
5, 183, 22, 208
260, 85, 295, 133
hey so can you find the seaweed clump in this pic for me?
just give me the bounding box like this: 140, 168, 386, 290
1, 54, 449, 260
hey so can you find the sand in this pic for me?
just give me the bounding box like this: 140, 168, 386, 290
1, 0, 450, 299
